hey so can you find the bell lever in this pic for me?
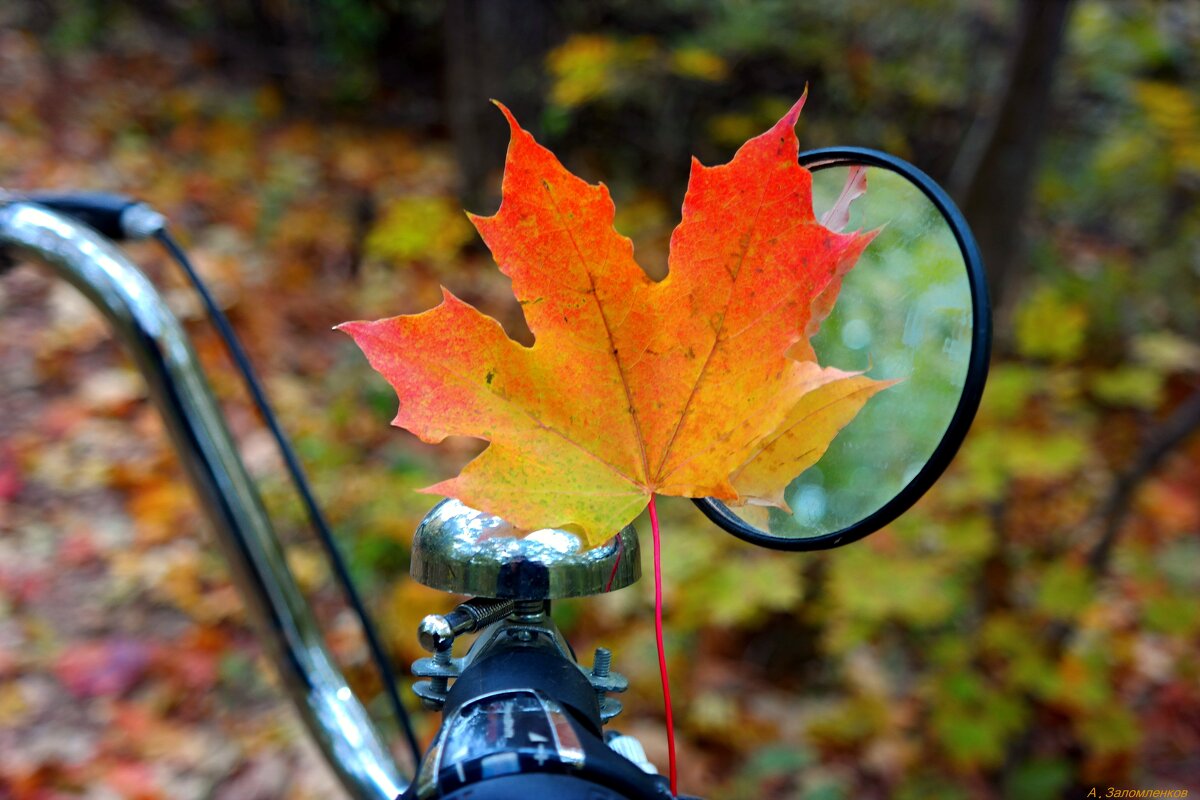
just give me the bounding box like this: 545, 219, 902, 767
408, 502, 634, 725
418, 598, 518, 653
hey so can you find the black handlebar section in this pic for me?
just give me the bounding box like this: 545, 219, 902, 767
444, 646, 604, 733
439, 773, 636, 799
23, 192, 141, 240
410, 635, 679, 800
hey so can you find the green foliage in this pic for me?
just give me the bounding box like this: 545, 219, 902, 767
46, 0, 120, 53
981, 613, 1058, 696
366, 197, 474, 265
1015, 286, 1089, 363
825, 543, 961, 651
981, 364, 1042, 422
896, 776, 971, 800
1089, 366, 1165, 409
1003, 759, 1073, 800
928, 669, 1028, 768
547, 35, 662, 108
1034, 560, 1094, 619
1076, 703, 1141, 757
660, 524, 804, 629
1156, 538, 1200, 592
1141, 591, 1200, 637
806, 693, 891, 748
721, 744, 816, 800
1049, 643, 1119, 712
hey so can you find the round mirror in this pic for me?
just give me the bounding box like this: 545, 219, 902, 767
694, 148, 991, 550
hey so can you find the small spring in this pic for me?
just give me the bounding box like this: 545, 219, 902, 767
462, 598, 516, 627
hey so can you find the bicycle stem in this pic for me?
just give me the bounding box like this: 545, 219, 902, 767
0, 201, 410, 800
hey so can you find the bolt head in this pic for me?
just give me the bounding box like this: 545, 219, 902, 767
418, 614, 454, 653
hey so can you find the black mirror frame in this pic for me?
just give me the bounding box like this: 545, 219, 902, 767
692, 146, 992, 551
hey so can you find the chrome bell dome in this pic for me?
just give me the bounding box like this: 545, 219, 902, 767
409, 499, 640, 599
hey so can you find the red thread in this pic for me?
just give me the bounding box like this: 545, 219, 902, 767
648, 494, 677, 795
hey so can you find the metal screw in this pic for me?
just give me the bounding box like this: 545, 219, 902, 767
591, 647, 612, 678
429, 647, 453, 695
587, 647, 626, 722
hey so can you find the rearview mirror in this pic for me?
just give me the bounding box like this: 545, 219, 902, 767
695, 148, 991, 550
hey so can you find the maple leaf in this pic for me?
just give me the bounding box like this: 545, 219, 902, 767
339, 95, 891, 546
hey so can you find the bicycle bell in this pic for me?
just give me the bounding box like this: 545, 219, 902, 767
410, 498, 640, 599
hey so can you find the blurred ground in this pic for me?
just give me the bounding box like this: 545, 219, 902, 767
2, 2, 1199, 799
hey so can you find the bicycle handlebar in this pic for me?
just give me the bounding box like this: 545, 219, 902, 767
0, 201, 411, 800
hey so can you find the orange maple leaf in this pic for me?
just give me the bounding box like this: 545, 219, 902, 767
338, 95, 891, 546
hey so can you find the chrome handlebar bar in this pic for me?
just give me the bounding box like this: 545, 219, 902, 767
0, 201, 411, 800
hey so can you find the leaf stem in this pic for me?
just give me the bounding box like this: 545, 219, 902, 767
649, 494, 678, 795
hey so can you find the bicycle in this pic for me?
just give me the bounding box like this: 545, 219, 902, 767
0, 146, 989, 799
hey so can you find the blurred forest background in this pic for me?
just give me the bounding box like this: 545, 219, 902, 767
1, 0, 1199, 798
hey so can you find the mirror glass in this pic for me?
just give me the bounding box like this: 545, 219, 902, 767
699, 159, 980, 545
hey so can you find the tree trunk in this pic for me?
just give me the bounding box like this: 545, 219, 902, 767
444, 0, 557, 211
951, 0, 1076, 330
